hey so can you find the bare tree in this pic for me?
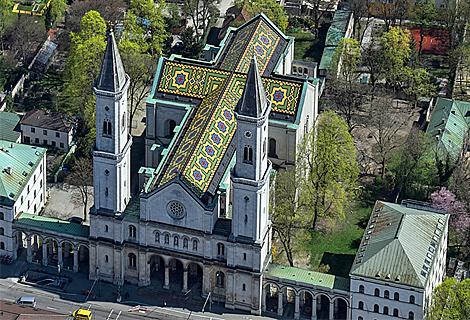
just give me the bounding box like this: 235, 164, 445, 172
366, 94, 408, 179
182, 0, 220, 37
7, 15, 44, 63
65, 158, 93, 221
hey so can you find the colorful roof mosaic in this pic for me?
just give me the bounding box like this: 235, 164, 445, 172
149, 14, 306, 199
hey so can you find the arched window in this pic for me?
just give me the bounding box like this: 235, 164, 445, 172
216, 271, 225, 288
358, 317, 363, 320
122, 113, 126, 130
243, 253, 247, 260
193, 239, 198, 251
243, 146, 253, 164
0, 242, 4, 250
393, 308, 399, 316
384, 290, 390, 299
105, 255, 108, 262
358, 301, 364, 310
0, 227, 4, 235
409, 311, 414, 320
217, 243, 225, 257
242, 283, 246, 291
410, 295, 415, 304
129, 225, 136, 238
374, 288, 380, 297
164, 234, 169, 244
394, 292, 400, 301
183, 238, 188, 248
105, 225, 109, 232
263, 138, 266, 159
292, 66, 297, 73
359, 285, 364, 293
383, 306, 389, 315
269, 138, 277, 157
107, 121, 112, 135
373, 304, 379, 313
0, 212, 3, 220
128, 253, 136, 268
174, 236, 179, 247
103, 119, 112, 135
105, 187, 109, 196
244, 214, 248, 223
155, 232, 160, 243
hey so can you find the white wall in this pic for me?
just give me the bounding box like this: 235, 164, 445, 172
21, 124, 73, 151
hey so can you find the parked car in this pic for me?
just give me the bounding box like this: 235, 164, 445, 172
15, 297, 36, 307
69, 217, 83, 225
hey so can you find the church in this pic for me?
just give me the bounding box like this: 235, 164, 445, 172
88, 13, 319, 315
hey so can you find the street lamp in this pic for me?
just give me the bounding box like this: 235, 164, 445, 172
96, 266, 101, 297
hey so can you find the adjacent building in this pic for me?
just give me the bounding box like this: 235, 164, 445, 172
0, 141, 46, 258
20, 109, 76, 152
0, 111, 22, 143
350, 200, 449, 320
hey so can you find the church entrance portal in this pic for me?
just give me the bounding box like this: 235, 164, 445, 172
149, 255, 165, 285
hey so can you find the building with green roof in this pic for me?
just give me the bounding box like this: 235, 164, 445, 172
426, 97, 470, 162
350, 200, 449, 320
0, 111, 22, 143
0, 141, 46, 258
318, 10, 354, 76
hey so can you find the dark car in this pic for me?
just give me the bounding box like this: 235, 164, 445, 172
69, 217, 83, 225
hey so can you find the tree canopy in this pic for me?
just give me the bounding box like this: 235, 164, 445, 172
427, 278, 470, 320
235, 0, 288, 32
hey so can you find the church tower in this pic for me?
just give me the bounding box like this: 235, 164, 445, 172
231, 56, 271, 246
92, 30, 132, 213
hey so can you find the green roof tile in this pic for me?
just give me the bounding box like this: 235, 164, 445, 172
319, 47, 337, 70
0, 141, 46, 207
266, 263, 350, 291
14, 213, 89, 238
350, 201, 449, 289
0, 112, 21, 142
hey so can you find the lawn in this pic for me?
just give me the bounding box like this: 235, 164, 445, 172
303, 200, 373, 276
287, 24, 327, 63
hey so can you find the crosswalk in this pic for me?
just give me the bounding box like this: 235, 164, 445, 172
106, 309, 122, 320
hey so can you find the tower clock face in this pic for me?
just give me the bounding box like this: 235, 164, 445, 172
244, 131, 252, 139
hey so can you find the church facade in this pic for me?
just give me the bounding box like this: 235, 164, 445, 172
88, 14, 319, 315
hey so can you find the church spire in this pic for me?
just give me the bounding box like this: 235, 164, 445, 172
235, 56, 267, 118
95, 30, 126, 92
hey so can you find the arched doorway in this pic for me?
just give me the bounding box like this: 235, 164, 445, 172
281, 286, 297, 318
168, 258, 184, 290
299, 290, 314, 318
77, 245, 89, 274
187, 262, 203, 294
43, 238, 59, 267
30, 234, 43, 263
149, 255, 165, 286
60, 241, 74, 271
13, 231, 28, 260
316, 294, 330, 320
263, 283, 280, 314
333, 297, 348, 320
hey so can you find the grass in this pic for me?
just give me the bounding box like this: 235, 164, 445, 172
303, 200, 373, 275
286, 24, 327, 63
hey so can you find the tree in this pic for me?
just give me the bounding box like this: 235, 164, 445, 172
0, 0, 13, 53
431, 187, 470, 251
297, 111, 359, 230
8, 15, 44, 63
65, 158, 94, 221
121, 0, 168, 58
388, 129, 438, 200
235, 0, 288, 33
178, 26, 204, 59
350, 0, 370, 41
427, 278, 470, 320
270, 168, 307, 267
46, 0, 67, 29
402, 67, 436, 106
305, 0, 337, 39
413, 0, 436, 56
363, 38, 384, 88
120, 48, 156, 134
327, 38, 367, 133
367, 94, 408, 179
182, 0, 220, 37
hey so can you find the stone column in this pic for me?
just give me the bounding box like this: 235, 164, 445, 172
42, 242, 48, 266
183, 268, 188, 293
329, 300, 334, 320
58, 244, 63, 266
312, 296, 317, 320
73, 247, 79, 272
48, 239, 53, 254
277, 290, 283, 316
294, 292, 300, 319
262, 285, 267, 312
164, 264, 170, 289
26, 237, 32, 263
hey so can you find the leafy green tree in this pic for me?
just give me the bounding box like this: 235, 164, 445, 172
413, 0, 436, 56
297, 111, 358, 230
121, 0, 168, 58
48, 0, 66, 28
331, 38, 361, 83
178, 26, 204, 59
427, 278, 470, 320
402, 67, 436, 106
380, 26, 411, 89
120, 48, 156, 134
166, 3, 182, 30
182, 0, 219, 37
270, 168, 307, 267
235, 0, 288, 33
0, 0, 13, 52
389, 129, 438, 200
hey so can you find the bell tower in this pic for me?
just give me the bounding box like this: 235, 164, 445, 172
92, 30, 132, 214
231, 56, 271, 245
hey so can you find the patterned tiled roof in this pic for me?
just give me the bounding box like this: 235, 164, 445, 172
149, 14, 304, 199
